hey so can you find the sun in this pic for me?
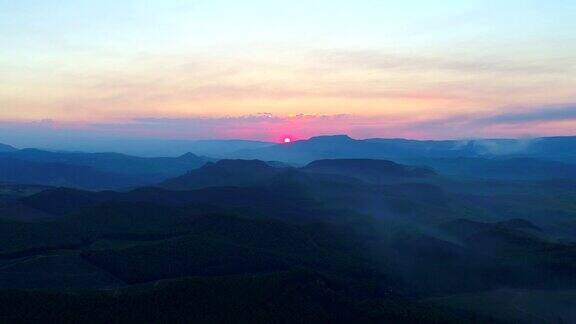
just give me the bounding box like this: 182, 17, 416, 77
283, 137, 292, 143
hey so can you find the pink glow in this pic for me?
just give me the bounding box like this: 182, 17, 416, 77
0, 110, 575, 143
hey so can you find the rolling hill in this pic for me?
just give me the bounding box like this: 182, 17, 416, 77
0, 157, 143, 190
0, 143, 16, 153
160, 159, 286, 191
302, 159, 436, 184
0, 154, 575, 322
0, 148, 213, 189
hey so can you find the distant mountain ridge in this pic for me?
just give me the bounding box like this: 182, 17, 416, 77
1, 149, 210, 177
0, 148, 213, 190
159, 158, 434, 190
417, 157, 576, 180
2, 134, 576, 190
4, 139, 274, 157
0, 143, 17, 153
303, 159, 435, 183
159, 160, 286, 191
0, 138, 575, 322
231, 135, 576, 164
0, 157, 142, 190
1, 150, 576, 322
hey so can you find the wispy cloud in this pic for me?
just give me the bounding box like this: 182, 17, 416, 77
3, 46, 575, 122
316, 49, 574, 75
475, 104, 576, 124
408, 103, 576, 138
1, 103, 575, 148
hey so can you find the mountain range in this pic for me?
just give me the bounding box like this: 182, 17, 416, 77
0, 143, 16, 153
0, 155, 575, 321
0, 137, 576, 322
232, 134, 576, 164
0, 148, 212, 190
1, 135, 576, 190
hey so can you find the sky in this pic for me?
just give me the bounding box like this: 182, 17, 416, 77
1, 0, 575, 145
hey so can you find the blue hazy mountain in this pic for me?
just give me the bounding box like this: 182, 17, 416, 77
0, 148, 213, 189
232, 135, 576, 164
0, 158, 143, 190
159, 159, 286, 191
302, 159, 436, 184
9, 138, 275, 157
159, 158, 437, 191
0, 143, 17, 153
1, 142, 576, 322
413, 157, 576, 180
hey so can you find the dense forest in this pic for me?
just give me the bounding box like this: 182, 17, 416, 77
1, 136, 576, 323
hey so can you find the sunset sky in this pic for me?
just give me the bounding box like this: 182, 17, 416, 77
1, 0, 575, 143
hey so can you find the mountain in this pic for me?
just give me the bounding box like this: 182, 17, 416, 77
438, 218, 543, 244
416, 157, 576, 180
160, 158, 437, 191
16, 138, 275, 157
302, 159, 436, 184
2, 151, 576, 321
233, 135, 368, 163
519, 136, 576, 163
232, 135, 576, 165
0, 143, 16, 153
0, 157, 143, 190
0, 149, 213, 189
0, 183, 49, 202
0, 149, 212, 178
177, 139, 275, 158
160, 159, 286, 190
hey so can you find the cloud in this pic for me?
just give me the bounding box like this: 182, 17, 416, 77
315, 49, 574, 75
0, 113, 402, 146
406, 103, 576, 139
1, 102, 575, 151
4, 46, 575, 122
476, 104, 576, 124
106, 114, 364, 140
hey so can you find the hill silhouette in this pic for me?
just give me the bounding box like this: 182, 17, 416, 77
0, 152, 575, 322
0, 143, 16, 152
303, 159, 436, 184
0, 148, 213, 189
232, 135, 576, 166
160, 159, 285, 190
